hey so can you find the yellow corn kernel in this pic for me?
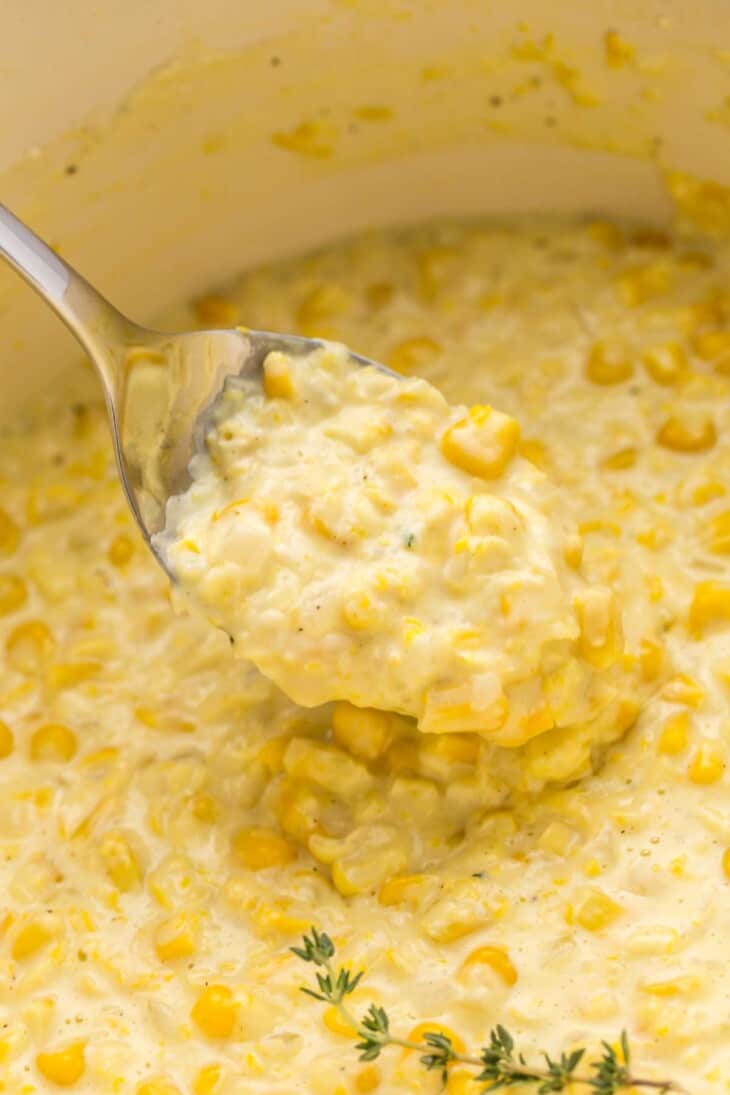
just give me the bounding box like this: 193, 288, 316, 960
688, 742, 725, 784
257, 736, 290, 774
658, 713, 690, 756
722, 848, 730, 880
689, 581, 730, 636
36, 1042, 86, 1086
574, 588, 621, 669
332, 702, 393, 761
636, 521, 675, 550
572, 888, 622, 931
642, 343, 688, 386
420, 732, 480, 768
46, 662, 99, 690
617, 264, 672, 306
232, 827, 297, 870
643, 977, 702, 1003
579, 861, 605, 885
465, 495, 521, 537
12, 915, 55, 960
441, 405, 519, 480
250, 903, 309, 938
578, 518, 621, 538
656, 416, 716, 453
259, 500, 280, 525
704, 509, 730, 553
276, 779, 325, 841
422, 916, 485, 944
604, 29, 635, 66
330, 861, 371, 899
137, 1079, 183, 1095
693, 479, 726, 506
193, 1065, 222, 1095
99, 831, 142, 891
646, 574, 664, 603
625, 924, 679, 955
0, 721, 13, 760
0, 508, 19, 556
461, 945, 517, 986
378, 874, 429, 907
420, 679, 509, 736
0, 573, 27, 616
191, 792, 218, 824
6, 620, 55, 673
263, 352, 295, 400
325, 827, 409, 897
191, 985, 237, 1039
108, 533, 135, 567
355, 1065, 381, 1093
447, 1072, 483, 1095
194, 294, 238, 326
669, 855, 687, 879
135, 707, 195, 735
388, 336, 442, 375
406, 1024, 465, 1056
691, 328, 730, 372
638, 637, 664, 681
585, 341, 633, 385
324, 1004, 358, 1037
29, 723, 77, 763
154, 912, 199, 962
662, 673, 704, 707
342, 590, 380, 630
602, 447, 637, 470
562, 533, 583, 570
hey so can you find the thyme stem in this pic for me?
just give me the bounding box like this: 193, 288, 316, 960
291, 928, 684, 1094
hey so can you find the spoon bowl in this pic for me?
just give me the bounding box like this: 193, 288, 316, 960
0, 203, 390, 572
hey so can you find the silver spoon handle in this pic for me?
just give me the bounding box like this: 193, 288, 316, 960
0, 202, 138, 396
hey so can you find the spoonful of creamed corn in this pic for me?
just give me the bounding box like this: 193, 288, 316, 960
156, 342, 659, 757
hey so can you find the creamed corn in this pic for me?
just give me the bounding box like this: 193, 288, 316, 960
0, 215, 728, 1092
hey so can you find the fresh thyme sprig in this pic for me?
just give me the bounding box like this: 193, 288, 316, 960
291, 928, 683, 1094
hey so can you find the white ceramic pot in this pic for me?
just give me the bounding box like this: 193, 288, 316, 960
1, 0, 729, 418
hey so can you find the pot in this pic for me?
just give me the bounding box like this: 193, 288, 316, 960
2, 0, 729, 417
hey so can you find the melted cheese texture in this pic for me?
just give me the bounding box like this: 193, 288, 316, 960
1, 217, 730, 1093
160, 345, 650, 754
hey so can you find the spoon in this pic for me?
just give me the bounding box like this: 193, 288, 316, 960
0, 202, 388, 572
